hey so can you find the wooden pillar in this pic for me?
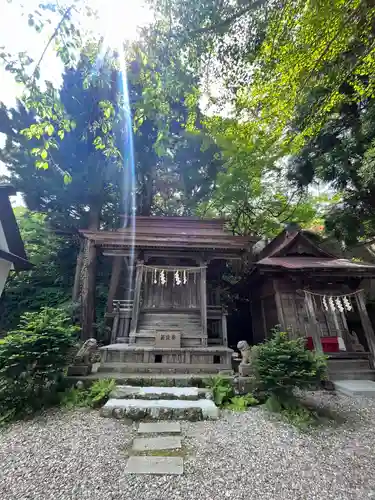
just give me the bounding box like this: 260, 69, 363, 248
274, 281, 286, 330
356, 290, 375, 359
221, 307, 228, 347
260, 299, 268, 339
129, 260, 144, 341
81, 238, 97, 340
110, 309, 120, 344
106, 256, 123, 313
72, 239, 84, 302
200, 264, 208, 346
304, 293, 323, 354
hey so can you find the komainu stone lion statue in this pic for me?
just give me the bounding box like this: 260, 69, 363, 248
237, 340, 252, 377
67, 338, 100, 376
237, 340, 251, 365
74, 338, 99, 364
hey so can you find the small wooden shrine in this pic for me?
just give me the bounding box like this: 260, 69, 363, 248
248, 225, 375, 374
80, 217, 252, 373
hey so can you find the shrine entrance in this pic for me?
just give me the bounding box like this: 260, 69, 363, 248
142, 266, 203, 311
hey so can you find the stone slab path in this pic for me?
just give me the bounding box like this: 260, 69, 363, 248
125, 456, 184, 475
125, 421, 184, 475
133, 436, 182, 452
138, 422, 181, 434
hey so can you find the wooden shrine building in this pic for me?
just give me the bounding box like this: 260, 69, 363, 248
247, 225, 375, 379
80, 217, 252, 373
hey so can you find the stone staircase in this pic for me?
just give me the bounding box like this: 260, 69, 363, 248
328, 356, 375, 381
101, 385, 219, 421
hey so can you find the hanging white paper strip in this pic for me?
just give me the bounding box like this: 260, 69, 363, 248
322, 296, 329, 311
335, 296, 344, 312
160, 269, 166, 286
328, 296, 336, 312
343, 296, 352, 311
338, 336, 346, 351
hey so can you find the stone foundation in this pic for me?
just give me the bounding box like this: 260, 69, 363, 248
99, 344, 233, 374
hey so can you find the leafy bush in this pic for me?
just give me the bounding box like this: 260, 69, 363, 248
253, 331, 327, 426
265, 394, 318, 428
0, 307, 79, 423
0, 209, 75, 334
225, 394, 259, 411
61, 379, 115, 409
253, 331, 327, 400
208, 375, 235, 406
208, 376, 259, 411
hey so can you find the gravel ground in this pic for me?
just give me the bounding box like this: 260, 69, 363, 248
1, 391, 375, 500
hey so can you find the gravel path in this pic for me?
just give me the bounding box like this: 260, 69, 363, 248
1, 392, 375, 500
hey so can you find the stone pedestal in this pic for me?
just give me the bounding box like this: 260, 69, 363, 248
238, 363, 252, 377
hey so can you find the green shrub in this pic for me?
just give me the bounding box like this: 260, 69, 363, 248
61, 379, 115, 409
253, 330, 327, 400
225, 394, 259, 411
207, 375, 235, 406
87, 378, 115, 407
0, 307, 79, 423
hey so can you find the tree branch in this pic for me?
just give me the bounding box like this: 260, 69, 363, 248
32, 4, 74, 81
188, 0, 267, 37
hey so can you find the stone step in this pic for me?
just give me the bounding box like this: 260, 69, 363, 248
99, 362, 230, 374
137, 422, 181, 434
334, 379, 375, 397
135, 331, 204, 340
110, 385, 209, 400
140, 312, 201, 318
328, 359, 371, 371
101, 397, 219, 420
72, 371, 232, 387
329, 369, 375, 381
132, 436, 182, 452
125, 456, 183, 475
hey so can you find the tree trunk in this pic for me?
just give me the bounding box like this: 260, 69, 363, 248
81, 238, 97, 340
81, 201, 101, 339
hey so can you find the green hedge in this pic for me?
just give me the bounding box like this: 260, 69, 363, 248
0, 307, 79, 423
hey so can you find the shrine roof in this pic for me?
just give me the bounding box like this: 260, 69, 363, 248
80, 217, 253, 252
257, 256, 375, 273
252, 225, 375, 276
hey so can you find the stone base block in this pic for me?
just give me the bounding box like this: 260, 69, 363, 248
101, 398, 219, 421
110, 385, 211, 401
238, 363, 253, 377
67, 364, 91, 376
235, 376, 256, 394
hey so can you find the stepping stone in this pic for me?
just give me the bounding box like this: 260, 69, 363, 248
111, 386, 202, 400
101, 398, 219, 420
133, 436, 182, 452
125, 456, 183, 475
138, 422, 181, 434
334, 379, 375, 397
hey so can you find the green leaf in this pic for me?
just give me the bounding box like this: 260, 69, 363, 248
57, 130, 65, 140
40, 149, 48, 160
45, 124, 54, 136
63, 172, 72, 185
35, 160, 49, 170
